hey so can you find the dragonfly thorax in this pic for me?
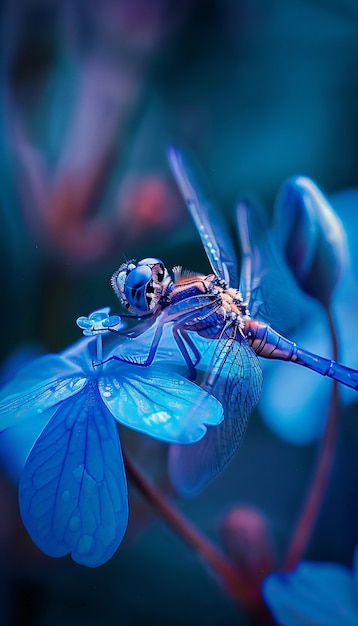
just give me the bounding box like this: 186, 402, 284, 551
168, 270, 247, 337
111, 257, 172, 315
211, 280, 248, 323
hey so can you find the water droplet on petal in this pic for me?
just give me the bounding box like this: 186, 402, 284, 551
72, 465, 84, 481
78, 534, 94, 555
69, 516, 80, 532
89, 311, 106, 323
61, 490, 71, 502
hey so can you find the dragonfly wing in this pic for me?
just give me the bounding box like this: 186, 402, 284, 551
168, 335, 263, 495
19, 381, 128, 567
168, 145, 238, 286
237, 197, 308, 334
100, 363, 223, 444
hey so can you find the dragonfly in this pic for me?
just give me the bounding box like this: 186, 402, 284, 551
109, 146, 358, 495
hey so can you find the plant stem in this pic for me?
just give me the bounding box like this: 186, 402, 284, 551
282, 307, 339, 571
96, 335, 103, 365
122, 449, 262, 610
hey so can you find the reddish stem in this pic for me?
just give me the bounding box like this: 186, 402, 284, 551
122, 449, 268, 614
282, 307, 339, 571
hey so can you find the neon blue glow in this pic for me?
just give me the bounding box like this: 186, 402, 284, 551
0, 311, 223, 566
263, 546, 358, 625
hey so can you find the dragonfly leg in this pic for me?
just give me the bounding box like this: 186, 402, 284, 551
95, 322, 164, 368
178, 330, 201, 366
172, 326, 198, 381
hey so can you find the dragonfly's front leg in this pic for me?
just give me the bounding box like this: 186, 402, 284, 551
244, 319, 358, 390
96, 321, 165, 369
96, 314, 201, 378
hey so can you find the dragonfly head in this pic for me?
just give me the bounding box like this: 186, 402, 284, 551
111, 257, 171, 315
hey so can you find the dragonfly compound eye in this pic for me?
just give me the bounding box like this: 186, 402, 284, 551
137, 257, 166, 280
111, 258, 170, 315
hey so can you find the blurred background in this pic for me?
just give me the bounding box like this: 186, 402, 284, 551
1, 1, 358, 624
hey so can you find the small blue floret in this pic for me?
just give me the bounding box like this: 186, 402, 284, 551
76, 308, 122, 336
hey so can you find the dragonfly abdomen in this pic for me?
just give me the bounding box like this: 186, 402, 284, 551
244, 320, 297, 361
244, 320, 358, 390
244, 319, 335, 369
293, 348, 358, 389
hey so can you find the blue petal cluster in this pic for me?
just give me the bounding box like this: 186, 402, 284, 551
262, 547, 358, 625
0, 310, 223, 566
76, 307, 122, 336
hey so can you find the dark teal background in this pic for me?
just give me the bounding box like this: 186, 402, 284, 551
1, 1, 358, 624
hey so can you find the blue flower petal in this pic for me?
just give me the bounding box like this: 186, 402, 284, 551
19, 382, 128, 567
102, 315, 121, 328
263, 561, 358, 626
76, 308, 122, 336
99, 363, 223, 444
274, 177, 346, 306
60, 337, 100, 376
0, 354, 87, 432
0, 408, 54, 482
353, 546, 358, 598
0, 352, 82, 397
